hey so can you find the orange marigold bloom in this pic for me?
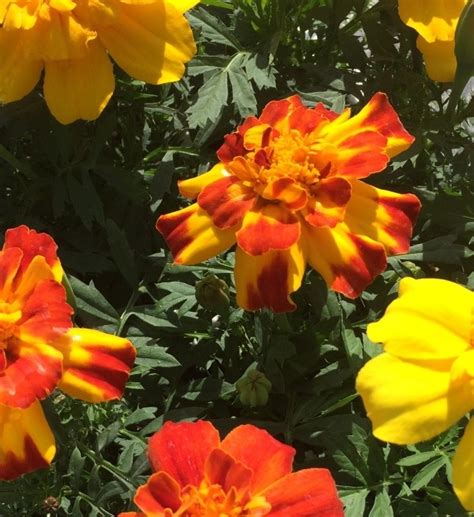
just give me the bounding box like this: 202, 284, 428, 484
0, 0, 198, 124
157, 93, 421, 313
0, 225, 135, 479
119, 420, 344, 517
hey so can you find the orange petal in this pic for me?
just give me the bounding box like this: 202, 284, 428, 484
54, 328, 135, 403
178, 164, 228, 199
235, 242, 306, 313
217, 116, 260, 162
261, 177, 308, 211
305, 177, 351, 227
156, 204, 236, 265
0, 401, 56, 480
0, 247, 22, 299
221, 424, 295, 494
4, 225, 63, 283
205, 448, 252, 497
148, 421, 220, 488
259, 96, 304, 133
344, 180, 421, 255
198, 176, 257, 229
288, 102, 338, 134
303, 223, 387, 298
263, 469, 344, 517
134, 472, 181, 515
236, 204, 300, 256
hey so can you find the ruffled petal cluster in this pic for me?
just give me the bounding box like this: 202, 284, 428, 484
0, 0, 198, 123
0, 225, 136, 479
119, 420, 344, 516
399, 0, 468, 82
157, 93, 421, 313
356, 277, 474, 511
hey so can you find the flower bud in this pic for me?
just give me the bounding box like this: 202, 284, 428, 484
455, 1, 474, 70
236, 370, 272, 408
195, 274, 230, 313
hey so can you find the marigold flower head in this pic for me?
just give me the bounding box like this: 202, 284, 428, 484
356, 277, 474, 510
157, 93, 421, 313
0, 225, 136, 479
399, 0, 468, 82
119, 420, 344, 516
0, 0, 199, 123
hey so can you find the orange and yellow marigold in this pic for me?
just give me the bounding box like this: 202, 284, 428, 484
356, 277, 474, 511
0, 225, 135, 479
119, 420, 344, 516
157, 93, 421, 313
0, 0, 199, 124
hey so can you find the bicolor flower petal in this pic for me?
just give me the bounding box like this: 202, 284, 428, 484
0, 0, 199, 123
0, 225, 136, 480
119, 420, 344, 516
157, 93, 421, 312
356, 277, 474, 511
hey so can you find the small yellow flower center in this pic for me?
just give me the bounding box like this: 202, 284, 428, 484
179, 481, 270, 517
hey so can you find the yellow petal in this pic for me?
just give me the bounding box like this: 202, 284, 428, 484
165, 0, 200, 13
0, 401, 56, 480
367, 278, 473, 362
98, 0, 197, 84
416, 36, 457, 82
356, 353, 472, 444
178, 163, 228, 199
43, 40, 115, 124
398, 0, 467, 43
13, 255, 55, 302
0, 31, 42, 103
452, 418, 474, 511
2, 1, 40, 29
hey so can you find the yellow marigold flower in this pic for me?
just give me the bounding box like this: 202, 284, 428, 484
0, 0, 199, 124
399, 0, 468, 82
356, 277, 474, 510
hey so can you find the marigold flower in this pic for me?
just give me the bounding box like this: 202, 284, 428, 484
399, 0, 468, 82
157, 93, 421, 313
119, 420, 344, 516
356, 277, 474, 510
0, 225, 135, 479
0, 0, 198, 124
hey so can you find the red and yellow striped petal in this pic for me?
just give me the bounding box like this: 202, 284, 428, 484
198, 176, 257, 229
134, 472, 182, 515
236, 204, 300, 256
205, 448, 252, 497
156, 204, 236, 265
0, 247, 22, 299
303, 222, 387, 298
217, 117, 260, 163
53, 328, 135, 403
344, 180, 421, 255
148, 421, 220, 488
261, 178, 308, 211
221, 425, 294, 494
259, 96, 304, 133
0, 338, 63, 408
323, 92, 414, 159
262, 469, 344, 517
0, 401, 56, 480
235, 241, 306, 312
288, 102, 338, 135
178, 164, 228, 199
305, 177, 351, 227
4, 225, 63, 283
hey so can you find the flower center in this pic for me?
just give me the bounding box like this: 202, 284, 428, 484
179, 482, 270, 517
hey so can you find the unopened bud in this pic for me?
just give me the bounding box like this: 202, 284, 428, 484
236, 370, 272, 407
401, 261, 424, 278
455, 1, 474, 70
195, 274, 230, 313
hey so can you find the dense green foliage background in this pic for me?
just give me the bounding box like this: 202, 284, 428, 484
0, 0, 473, 515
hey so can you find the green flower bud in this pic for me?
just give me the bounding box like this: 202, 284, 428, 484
236, 370, 272, 408
401, 261, 424, 279
195, 274, 230, 313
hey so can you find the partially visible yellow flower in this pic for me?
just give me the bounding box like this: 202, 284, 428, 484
356, 277, 474, 510
399, 0, 468, 82
0, 0, 199, 124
